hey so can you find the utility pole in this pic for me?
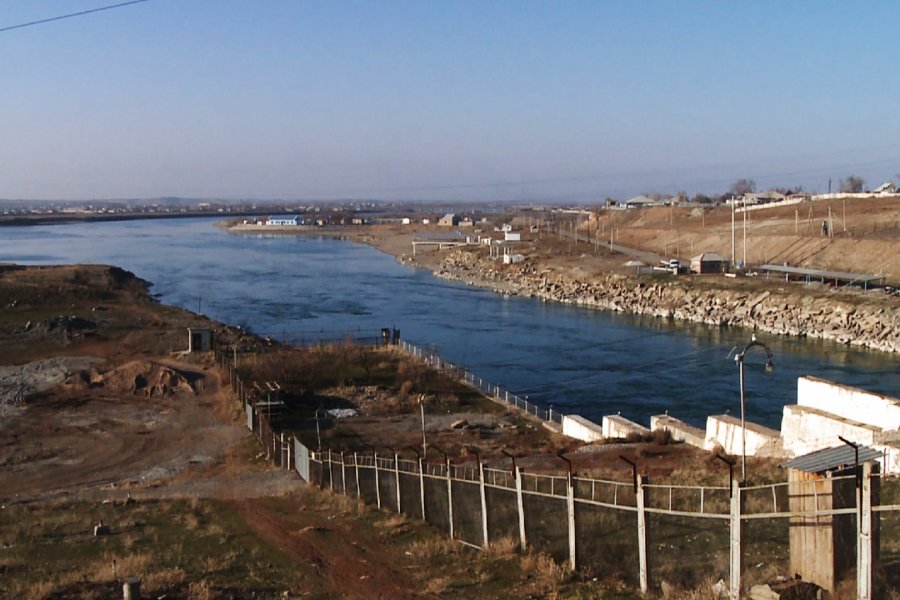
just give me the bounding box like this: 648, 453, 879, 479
731, 196, 736, 269
742, 198, 747, 268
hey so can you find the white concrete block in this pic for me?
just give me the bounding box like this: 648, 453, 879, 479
602, 414, 650, 439
798, 376, 900, 430
705, 414, 780, 456
651, 414, 706, 449
781, 404, 881, 458
562, 414, 604, 442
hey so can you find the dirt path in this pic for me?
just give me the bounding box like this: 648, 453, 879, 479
0, 357, 297, 504
232, 498, 429, 600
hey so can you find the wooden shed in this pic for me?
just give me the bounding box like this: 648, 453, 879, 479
783, 444, 881, 594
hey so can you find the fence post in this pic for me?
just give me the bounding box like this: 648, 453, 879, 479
479, 460, 489, 548
729, 478, 742, 600
636, 475, 648, 594
858, 461, 873, 600
419, 457, 426, 521
567, 470, 577, 571
515, 466, 526, 551
328, 451, 334, 491
394, 453, 402, 513
446, 459, 454, 539
374, 452, 382, 509
340, 452, 346, 494
354, 453, 361, 500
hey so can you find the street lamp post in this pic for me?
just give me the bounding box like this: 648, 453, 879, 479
734, 334, 774, 482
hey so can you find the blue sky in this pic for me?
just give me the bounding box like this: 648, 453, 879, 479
2, 1, 899, 201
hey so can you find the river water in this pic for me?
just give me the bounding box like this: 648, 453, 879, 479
1, 217, 898, 430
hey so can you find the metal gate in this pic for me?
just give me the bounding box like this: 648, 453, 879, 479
295, 438, 310, 481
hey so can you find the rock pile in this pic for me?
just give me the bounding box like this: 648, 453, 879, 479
433, 250, 900, 353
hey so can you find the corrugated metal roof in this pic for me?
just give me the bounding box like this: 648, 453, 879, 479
759, 264, 886, 283
783, 444, 882, 474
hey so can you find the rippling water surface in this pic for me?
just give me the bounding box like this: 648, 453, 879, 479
2, 217, 898, 429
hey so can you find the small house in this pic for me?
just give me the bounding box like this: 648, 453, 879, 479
267, 215, 301, 226
438, 213, 459, 227
690, 252, 727, 274
874, 182, 898, 195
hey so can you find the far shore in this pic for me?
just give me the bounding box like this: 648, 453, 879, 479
223, 220, 900, 354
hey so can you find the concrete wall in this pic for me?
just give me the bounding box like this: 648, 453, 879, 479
650, 415, 706, 449
562, 414, 604, 442
705, 414, 781, 455
798, 376, 900, 430
602, 415, 650, 439
781, 404, 881, 457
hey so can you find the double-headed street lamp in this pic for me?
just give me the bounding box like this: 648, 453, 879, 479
735, 334, 774, 482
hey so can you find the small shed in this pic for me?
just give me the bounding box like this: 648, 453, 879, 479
438, 213, 459, 227
690, 252, 727, 274
504, 231, 521, 242
784, 444, 881, 594
187, 328, 212, 353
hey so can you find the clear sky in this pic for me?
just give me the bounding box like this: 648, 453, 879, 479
2, 1, 899, 202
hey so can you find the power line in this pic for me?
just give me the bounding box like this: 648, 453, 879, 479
0, 0, 153, 34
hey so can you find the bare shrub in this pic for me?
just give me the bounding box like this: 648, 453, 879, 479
187, 579, 214, 600
520, 551, 567, 585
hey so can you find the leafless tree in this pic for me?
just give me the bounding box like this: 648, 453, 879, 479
839, 175, 865, 193
729, 178, 756, 196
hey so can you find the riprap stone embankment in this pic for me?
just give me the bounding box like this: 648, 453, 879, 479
426, 249, 900, 353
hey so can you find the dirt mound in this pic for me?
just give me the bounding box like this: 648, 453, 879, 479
67, 360, 204, 398
0, 356, 104, 411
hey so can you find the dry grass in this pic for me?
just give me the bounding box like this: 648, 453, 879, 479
407, 536, 460, 560
187, 579, 214, 600
482, 536, 519, 559
520, 551, 567, 585
143, 567, 187, 595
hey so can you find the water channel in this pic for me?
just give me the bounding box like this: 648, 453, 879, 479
2, 216, 898, 430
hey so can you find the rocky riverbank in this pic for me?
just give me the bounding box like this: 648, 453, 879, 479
419, 248, 900, 354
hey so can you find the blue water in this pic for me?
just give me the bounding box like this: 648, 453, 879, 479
1, 217, 898, 429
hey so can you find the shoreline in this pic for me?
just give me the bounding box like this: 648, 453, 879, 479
226, 222, 900, 354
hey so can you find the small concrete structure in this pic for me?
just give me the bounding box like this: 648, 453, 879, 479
438, 213, 459, 227
602, 414, 650, 439
502, 253, 524, 265
187, 328, 212, 353
504, 231, 521, 242
562, 414, 604, 442
650, 414, 706, 448
690, 252, 728, 274
705, 414, 781, 455
780, 376, 900, 474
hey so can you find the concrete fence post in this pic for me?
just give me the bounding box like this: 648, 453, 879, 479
636, 475, 648, 594
729, 478, 742, 600
858, 461, 873, 600
374, 452, 382, 509
354, 453, 361, 500
446, 459, 454, 539
515, 466, 527, 551
419, 457, 426, 521
567, 471, 577, 571
394, 453, 402, 513
340, 452, 346, 494
328, 451, 334, 491
479, 461, 489, 548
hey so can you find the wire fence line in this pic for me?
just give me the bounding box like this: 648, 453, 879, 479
215, 347, 900, 599
398, 340, 564, 424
